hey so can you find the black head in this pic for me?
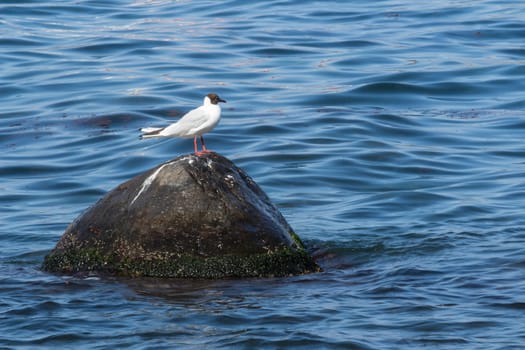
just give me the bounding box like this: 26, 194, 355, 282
207, 93, 226, 105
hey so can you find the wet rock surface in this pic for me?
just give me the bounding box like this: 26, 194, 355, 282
42, 152, 320, 278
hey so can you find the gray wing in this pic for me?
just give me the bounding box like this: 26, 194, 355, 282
161, 106, 208, 137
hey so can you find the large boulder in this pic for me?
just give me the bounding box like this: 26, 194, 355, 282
42, 152, 320, 278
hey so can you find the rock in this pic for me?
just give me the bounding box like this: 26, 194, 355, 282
42, 152, 320, 278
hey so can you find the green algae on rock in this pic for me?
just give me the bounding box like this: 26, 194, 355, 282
42, 152, 320, 278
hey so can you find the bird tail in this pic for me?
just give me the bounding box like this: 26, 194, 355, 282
140, 127, 163, 139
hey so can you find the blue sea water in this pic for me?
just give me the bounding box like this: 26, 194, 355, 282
1, 0, 525, 348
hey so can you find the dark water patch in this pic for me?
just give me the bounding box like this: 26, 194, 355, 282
491, 302, 525, 310
0, 163, 73, 178
248, 47, 317, 56
303, 39, 380, 50
354, 82, 427, 95
1, 5, 56, 17
334, 55, 400, 68
71, 40, 164, 56
499, 47, 525, 57
0, 84, 30, 99
0, 37, 46, 48
2, 50, 64, 63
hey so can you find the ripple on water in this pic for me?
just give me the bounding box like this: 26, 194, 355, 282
1, 0, 525, 349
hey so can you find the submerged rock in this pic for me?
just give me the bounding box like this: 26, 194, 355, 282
42, 152, 320, 278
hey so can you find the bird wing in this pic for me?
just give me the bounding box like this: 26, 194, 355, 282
161, 106, 209, 137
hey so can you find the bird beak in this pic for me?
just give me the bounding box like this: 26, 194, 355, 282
219, 98, 226, 103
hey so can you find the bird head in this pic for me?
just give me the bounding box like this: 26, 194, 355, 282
206, 93, 226, 105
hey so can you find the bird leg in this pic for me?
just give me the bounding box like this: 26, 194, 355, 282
194, 135, 212, 155
193, 136, 199, 154
200, 136, 209, 153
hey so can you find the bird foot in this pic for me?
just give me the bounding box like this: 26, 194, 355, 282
194, 150, 214, 156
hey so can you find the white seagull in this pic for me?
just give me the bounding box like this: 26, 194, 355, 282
140, 93, 226, 154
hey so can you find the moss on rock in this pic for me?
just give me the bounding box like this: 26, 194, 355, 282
42, 246, 319, 278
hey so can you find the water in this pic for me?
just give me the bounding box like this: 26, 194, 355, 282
1, 0, 524, 348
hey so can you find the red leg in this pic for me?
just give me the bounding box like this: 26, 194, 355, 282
200, 136, 213, 153
193, 136, 198, 154
200, 136, 207, 152
194, 135, 212, 155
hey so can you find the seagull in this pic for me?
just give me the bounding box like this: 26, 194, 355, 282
140, 93, 226, 155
